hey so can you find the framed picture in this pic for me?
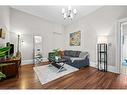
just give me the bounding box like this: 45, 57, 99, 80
70, 31, 81, 46
0, 28, 6, 39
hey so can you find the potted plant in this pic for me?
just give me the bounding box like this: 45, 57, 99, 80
52, 48, 61, 61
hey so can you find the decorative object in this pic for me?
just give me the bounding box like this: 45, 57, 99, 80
62, 6, 77, 19
70, 31, 81, 46
33, 64, 78, 85
97, 36, 108, 72
0, 28, 6, 39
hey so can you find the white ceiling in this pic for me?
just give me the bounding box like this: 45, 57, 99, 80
11, 6, 102, 26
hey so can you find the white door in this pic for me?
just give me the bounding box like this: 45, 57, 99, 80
21, 34, 34, 64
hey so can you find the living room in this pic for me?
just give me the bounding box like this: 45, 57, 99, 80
1, 1, 127, 93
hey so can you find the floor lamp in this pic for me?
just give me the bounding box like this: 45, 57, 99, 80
16, 34, 20, 56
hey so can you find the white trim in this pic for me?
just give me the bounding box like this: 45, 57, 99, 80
21, 59, 33, 65
108, 65, 118, 73
90, 61, 97, 68
116, 17, 127, 74
21, 58, 48, 66
90, 61, 118, 73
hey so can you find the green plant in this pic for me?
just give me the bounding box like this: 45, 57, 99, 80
52, 48, 60, 56
0, 72, 6, 80
0, 46, 10, 80
0, 47, 11, 57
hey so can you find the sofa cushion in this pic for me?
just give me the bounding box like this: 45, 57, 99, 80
64, 50, 81, 57
69, 51, 81, 57
79, 52, 88, 58
75, 51, 81, 57
64, 50, 72, 56
70, 57, 85, 63
63, 56, 70, 59
62, 56, 71, 62
69, 51, 76, 57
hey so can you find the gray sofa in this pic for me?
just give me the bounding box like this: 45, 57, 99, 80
63, 50, 89, 69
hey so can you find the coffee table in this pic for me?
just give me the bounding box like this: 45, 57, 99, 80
49, 58, 67, 73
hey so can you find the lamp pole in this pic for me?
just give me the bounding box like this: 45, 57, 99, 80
17, 35, 20, 53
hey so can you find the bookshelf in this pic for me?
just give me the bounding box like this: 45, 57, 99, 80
97, 43, 107, 72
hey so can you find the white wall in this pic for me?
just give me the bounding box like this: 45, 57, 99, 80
1, 6, 127, 69
64, 6, 127, 67
0, 6, 10, 46
10, 8, 64, 64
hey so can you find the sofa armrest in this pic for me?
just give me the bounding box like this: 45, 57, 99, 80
71, 56, 89, 68
70, 58, 85, 63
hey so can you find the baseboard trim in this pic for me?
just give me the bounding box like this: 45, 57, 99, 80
90, 61, 119, 73
90, 61, 97, 68
21, 59, 33, 65
21, 58, 48, 66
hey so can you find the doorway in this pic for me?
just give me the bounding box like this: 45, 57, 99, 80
33, 36, 43, 65
120, 22, 127, 75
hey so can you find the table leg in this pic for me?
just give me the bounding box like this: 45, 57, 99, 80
57, 62, 66, 73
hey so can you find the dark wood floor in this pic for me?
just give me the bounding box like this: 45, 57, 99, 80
1, 62, 127, 89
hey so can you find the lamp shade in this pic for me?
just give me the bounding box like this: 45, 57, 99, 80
97, 36, 108, 44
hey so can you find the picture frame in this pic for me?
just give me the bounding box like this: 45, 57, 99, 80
70, 31, 81, 46
0, 28, 6, 39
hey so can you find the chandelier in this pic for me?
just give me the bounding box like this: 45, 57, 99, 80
62, 6, 77, 20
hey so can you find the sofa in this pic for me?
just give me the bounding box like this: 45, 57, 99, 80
62, 50, 89, 68
48, 50, 89, 69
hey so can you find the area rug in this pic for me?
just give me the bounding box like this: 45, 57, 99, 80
33, 63, 79, 85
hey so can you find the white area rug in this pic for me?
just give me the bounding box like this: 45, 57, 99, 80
33, 63, 78, 85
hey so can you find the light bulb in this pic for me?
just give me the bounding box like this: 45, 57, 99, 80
68, 6, 72, 10
62, 8, 65, 14
73, 9, 77, 14
70, 14, 73, 19
62, 6, 77, 20
64, 13, 67, 19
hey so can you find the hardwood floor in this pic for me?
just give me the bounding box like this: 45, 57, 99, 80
0, 62, 127, 89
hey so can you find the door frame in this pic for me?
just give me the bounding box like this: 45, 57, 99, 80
116, 17, 127, 74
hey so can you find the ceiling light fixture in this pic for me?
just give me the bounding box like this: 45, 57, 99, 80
62, 6, 77, 20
